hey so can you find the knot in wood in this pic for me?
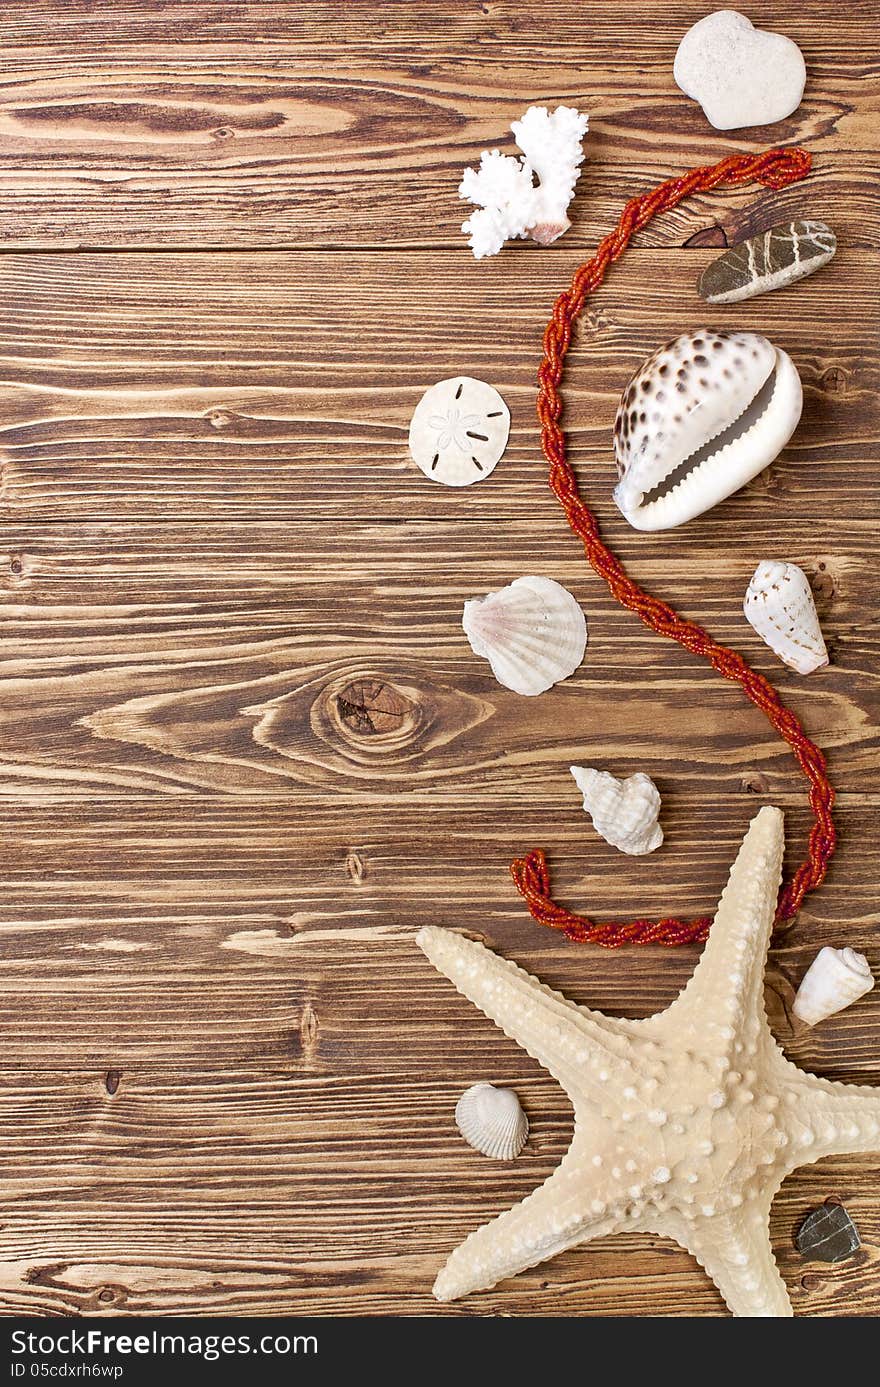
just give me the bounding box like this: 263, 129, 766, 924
812, 559, 840, 603
335, 678, 412, 736
207, 408, 234, 429
743, 772, 771, 795
821, 366, 848, 395
345, 850, 366, 884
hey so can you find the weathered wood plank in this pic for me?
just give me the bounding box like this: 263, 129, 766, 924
0, 1068, 875, 1315
0, 250, 875, 523
0, 799, 877, 1074
0, 520, 875, 798
0, 3, 874, 250
0, 0, 876, 1322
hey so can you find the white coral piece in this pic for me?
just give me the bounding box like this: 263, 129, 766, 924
459, 106, 589, 259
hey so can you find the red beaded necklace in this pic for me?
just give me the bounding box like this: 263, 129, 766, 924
510, 147, 836, 948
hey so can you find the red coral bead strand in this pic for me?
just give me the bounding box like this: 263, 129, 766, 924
509, 147, 836, 948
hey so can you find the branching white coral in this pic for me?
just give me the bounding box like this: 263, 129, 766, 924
459, 106, 589, 259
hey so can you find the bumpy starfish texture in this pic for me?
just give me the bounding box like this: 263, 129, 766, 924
418, 808, 880, 1316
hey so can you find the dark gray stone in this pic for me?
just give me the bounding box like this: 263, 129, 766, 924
795, 1202, 861, 1263
698, 219, 836, 304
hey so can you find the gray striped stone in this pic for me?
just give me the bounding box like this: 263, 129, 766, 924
796, 1202, 861, 1263
698, 219, 836, 305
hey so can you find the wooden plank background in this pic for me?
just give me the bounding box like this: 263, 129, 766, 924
0, 0, 877, 1317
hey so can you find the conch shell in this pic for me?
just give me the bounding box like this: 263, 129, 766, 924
613, 330, 802, 531
570, 766, 663, 855
455, 1083, 528, 1160
793, 947, 874, 1027
743, 560, 828, 675
462, 575, 587, 696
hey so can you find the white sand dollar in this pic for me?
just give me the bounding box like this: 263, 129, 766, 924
674, 11, 806, 131
409, 376, 510, 487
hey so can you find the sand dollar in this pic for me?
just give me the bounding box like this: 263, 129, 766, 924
408, 376, 510, 487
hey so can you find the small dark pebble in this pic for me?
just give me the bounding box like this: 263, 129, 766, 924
796, 1202, 861, 1263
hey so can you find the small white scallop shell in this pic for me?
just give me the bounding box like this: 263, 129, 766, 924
793, 947, 874, 1027
455, 1083, 529, 1161
570, 766, 663, 855
743, 561, 828, 675
612, 330, 802, 531
462, 575, 587, 696
409, 377, 510, 487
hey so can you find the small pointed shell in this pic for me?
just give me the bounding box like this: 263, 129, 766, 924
743, 561, 828, 675
455, 1083, 528, 1161
409, 377, 510, 487
612, 330, 802, 531
570, 766, 663, 855
462, 576, 587, 696
793, 947, 874, 1027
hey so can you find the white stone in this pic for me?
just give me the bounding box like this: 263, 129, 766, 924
674, 11, 806, 131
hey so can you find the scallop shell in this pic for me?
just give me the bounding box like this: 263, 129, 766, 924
409, 377, 510, 487
792, 947, 874, 1027
455, 1083, 528, 1161
462, 576, 587, 696
743, 560, 828, 675
570, 766, 663, 855
612, 330, 802, 531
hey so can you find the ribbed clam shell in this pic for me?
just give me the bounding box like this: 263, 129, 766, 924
570, 766, 663, 855
743, 561, 828, 675
793, 947, 874, 1027
612, 330, 802, 531
462, 576, 587, 696
455, 1083, 528, 1161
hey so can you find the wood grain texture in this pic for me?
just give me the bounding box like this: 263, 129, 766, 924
0, 800, 878, 1072
0, 0, 877, 1319
0, 249, 875, 522
0, 1068, 876, 1316
0, 3, 875, 250
0, 521, 877, 800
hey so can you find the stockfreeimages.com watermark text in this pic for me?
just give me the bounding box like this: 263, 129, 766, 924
11, 1328, 317, 1372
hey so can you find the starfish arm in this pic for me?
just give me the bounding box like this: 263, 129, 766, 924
775, 1061, 880, 1164
652, 807, 784, 1055
433, 1145, 619, 1302
657, 1201, 793, 1317
417, 926, 640, 1102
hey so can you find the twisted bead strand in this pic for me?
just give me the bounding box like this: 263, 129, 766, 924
510, 148, 836, 948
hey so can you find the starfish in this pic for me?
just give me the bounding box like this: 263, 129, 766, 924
418, 807, 880, 1316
